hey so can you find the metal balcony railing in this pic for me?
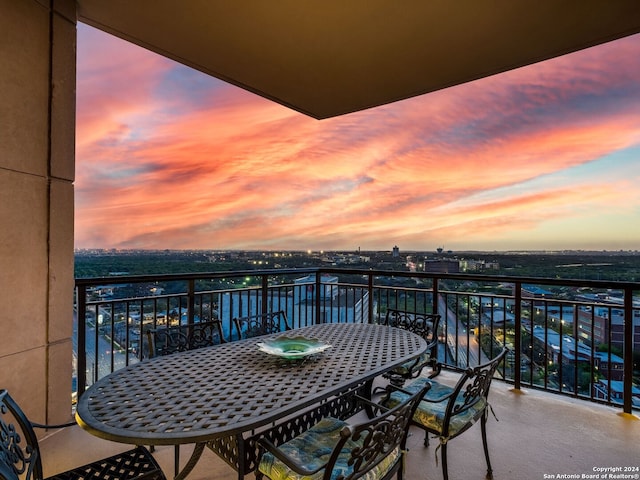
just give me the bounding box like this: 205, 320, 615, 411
74, 268, 640, 414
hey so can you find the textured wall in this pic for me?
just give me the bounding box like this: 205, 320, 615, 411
0, 0, 76, 424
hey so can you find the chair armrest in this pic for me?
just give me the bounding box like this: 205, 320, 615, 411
418, 390, 454, 403
258, 438, 327, 476
385, 381, 448, 404
435, 362, 469, 374
275, 310, 292, 331
425, 336, 439, 350
385, 384, 417, 397
383, 382, 438, 404
352, 394, 389, 416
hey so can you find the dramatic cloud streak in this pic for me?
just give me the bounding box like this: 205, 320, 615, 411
75, 25, 640, 252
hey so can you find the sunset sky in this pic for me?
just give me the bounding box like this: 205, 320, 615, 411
75, 24, 640, 253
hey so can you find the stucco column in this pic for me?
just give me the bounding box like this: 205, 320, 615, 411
0, 0, 76, 423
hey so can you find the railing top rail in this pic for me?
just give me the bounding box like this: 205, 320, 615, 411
316, 267, 640, 290
75, 267, 640, 291
74, 267, 320, 286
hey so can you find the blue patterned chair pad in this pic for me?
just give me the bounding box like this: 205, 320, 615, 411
258, 417, 401, 480
391, 352, 431, 376
385, 377, 486, 437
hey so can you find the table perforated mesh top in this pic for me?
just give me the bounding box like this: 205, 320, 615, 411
76, 323, 426, 445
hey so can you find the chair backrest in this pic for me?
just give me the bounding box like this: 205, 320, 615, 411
384, 309, 440, 351
233, 311, 290, 340
145, 319, 226, 358
325, 383, 430, 480
441, 347, 508, 438
0, 390, 43, 480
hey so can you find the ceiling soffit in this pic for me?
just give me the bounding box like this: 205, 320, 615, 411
77, 1, 640, 119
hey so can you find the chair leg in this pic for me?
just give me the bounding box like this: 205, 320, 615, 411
440, 442, 449, 480
481, 413, 493, 479
174, 445, 180, 478
423, 430, 430, 447
428, 359, 441, 378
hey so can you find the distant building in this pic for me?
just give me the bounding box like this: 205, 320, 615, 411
459, 259, 478, 272
528, 325, 625, 379
329, 253, 369, 264
483, 309, 515, 326
295, 274, 339, 301
424, 259, 460, 274
214, 274, 368, 335
529, 325, 589, 364
540, 304, 640, 353
459, 259, 499, 272
293, 274, 369, 324
392, 246, 399, 257
593, 351, 625, 381
522, 285, 553, 298
593, 379, 640, 407
598, 307, 640, 353
572, 301, 640, 353
406, 255, 416, 271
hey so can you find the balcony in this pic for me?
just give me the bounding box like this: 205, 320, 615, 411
41, 369, 639, 479
55, 267, 639, 478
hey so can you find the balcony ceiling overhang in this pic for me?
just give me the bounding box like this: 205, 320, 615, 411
76, 1, 640, 120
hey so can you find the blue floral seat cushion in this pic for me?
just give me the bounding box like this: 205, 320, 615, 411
385, 377, 486, 437
258, 417, 401, 480
391, 352, 431, 376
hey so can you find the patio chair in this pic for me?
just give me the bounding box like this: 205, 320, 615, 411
144, 319, 226, 475
255, 382, 431, 480
0, 389, 165, 480
381, 309, 441, 385
382, 347, 508, 480
145, 319, 226, 358
233, 310, 291, 340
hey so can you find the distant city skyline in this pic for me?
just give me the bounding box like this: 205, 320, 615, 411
75, 25, 640, 252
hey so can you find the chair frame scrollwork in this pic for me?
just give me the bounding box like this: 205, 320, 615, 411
0, 389, 165, 480
385, 347, 508, 480
382, 309, 441, 383
256, 382, 431, 480
233, 310, 291, 340
426, 348, 508, 444
146, 319, 226, 358
1, 392, 44, 480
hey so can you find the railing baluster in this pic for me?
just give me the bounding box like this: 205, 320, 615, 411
76, 284, 87, 397
187, 279, 195, 325
513, 280, 522, 391
623, 285, 634, 414
314, 272, 321, 324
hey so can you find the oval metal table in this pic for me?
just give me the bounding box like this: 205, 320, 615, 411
76, 322, 427, 479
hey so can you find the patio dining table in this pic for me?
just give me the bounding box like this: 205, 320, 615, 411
75, 322, 427, 479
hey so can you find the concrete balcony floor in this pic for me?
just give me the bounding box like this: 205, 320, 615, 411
41, 371, 639, 480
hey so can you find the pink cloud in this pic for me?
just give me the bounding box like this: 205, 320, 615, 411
74, 27, 640, 251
